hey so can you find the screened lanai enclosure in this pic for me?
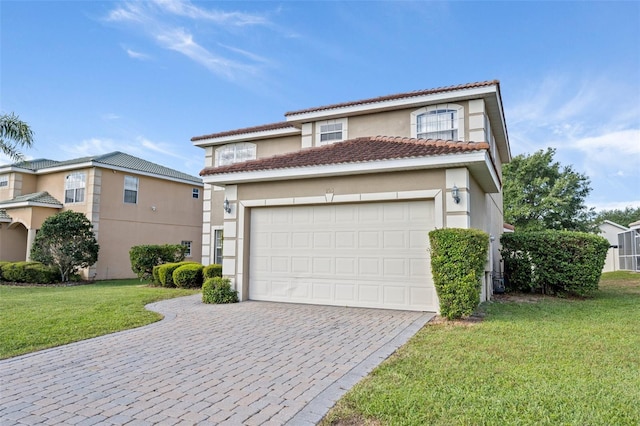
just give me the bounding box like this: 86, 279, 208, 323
618, 228, 640, 272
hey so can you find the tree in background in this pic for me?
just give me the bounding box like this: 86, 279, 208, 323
503, 148, 596, 232
31, 211, 99, 282
0, 112, 34, 162
594, 207, 640, 228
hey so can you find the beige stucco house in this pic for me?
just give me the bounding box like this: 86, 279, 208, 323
0, 152, 203, 280
192, 80, 511, 312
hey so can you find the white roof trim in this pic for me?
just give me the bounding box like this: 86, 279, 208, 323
192, 126, 301, 147
285, 85, 498, 122
203, 151, 501, 193
0, 201, 63, 209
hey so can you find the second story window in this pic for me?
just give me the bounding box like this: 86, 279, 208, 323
124, 175, 139, 204
417, 109, 458, 141
64, 172, 86, 203
215, 143, 256, 167
192, 188, 200, 199
316, 118, 348, 146
0, 174, 8, 187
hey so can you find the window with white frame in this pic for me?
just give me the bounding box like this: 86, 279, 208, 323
215, 143, 256, 167
124, 175, 139, 204
64, 172, 86, 203
181, 240, 192, 257
213, 229, 223, 265
192, 188, 200, 199
316, 118, 348, 146
412, 104, 463, 141
0, 175, 8, 187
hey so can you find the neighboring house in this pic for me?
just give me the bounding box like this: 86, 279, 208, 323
599, 220, 628, 272
618, 220, 640, 272
192, 80, 511, 312
0, 152, 203, 280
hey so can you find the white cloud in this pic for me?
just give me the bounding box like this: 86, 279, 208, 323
101, 113, 121, 120
137, 136, 183, 159
103, 0, 273, 82
125, 48, 151, 60
589, 200, 640, 212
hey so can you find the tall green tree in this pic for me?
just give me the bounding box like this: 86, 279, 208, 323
31, 211, 99, 282
594, 207, 640, 228
0, 112, 34, 162
503, 148, 596, 232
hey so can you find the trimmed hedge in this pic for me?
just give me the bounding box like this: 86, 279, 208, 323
501, 231, 609, 296
156, 262, 190, 288
202, 277, 239, 304
173, 263, 204, 288
129, 244, 187, 281
0, 261, 59, 284
0, 261, 10, 280
429, 228, 489, 320
203, 264, 222, 279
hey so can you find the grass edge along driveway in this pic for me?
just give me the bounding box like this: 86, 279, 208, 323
321, 271, 640, 426
0, 279, 198, 359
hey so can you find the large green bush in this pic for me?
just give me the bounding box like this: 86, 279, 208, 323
501, 231, 609, 296
173, 263, 204, 288
429, 228, 489, 320
1, 261, 59, 284
129, 244, 187, 281
203, 264, 222, 279
202, 277, 239, 304
0, 261, 10, 280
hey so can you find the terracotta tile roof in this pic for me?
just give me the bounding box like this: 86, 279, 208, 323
200, 136, 489, 176
284, 80, 500, 117
191, 121, 298, 142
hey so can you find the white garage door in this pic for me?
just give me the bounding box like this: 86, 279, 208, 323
249, 201, 437, 311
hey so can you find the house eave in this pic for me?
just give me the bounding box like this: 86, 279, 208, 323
202, 151, 500, 193
0, 201, 63, 209
192, 127, 301, 147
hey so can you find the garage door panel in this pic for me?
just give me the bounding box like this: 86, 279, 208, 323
250, 201, 437, 311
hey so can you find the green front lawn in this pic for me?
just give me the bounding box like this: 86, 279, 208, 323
322, 271, 640, 425
0, 280, 198, 359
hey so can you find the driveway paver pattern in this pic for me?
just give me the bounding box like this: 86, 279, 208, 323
1, 295, 434, 425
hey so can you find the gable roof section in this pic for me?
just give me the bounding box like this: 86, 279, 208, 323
0, 209, 12, 222
0, 191, 63, 209
200, 136, 500, 193
3, 152, 202, 185
284, 80, 500, 117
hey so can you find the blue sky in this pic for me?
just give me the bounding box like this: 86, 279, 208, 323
1, 0, 639, 211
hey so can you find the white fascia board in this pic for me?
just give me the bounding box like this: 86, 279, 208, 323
0, 201, 63, 209
192, 127, 301, 147
0, 166, 36, 174
203, 151, 501, 193
285, 85, 498, 123
33, 162, 203, 187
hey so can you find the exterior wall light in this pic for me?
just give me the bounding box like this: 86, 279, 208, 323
452, 185, 460, 204
223, 198, 231, 214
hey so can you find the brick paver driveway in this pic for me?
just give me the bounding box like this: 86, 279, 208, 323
1, 295, 434, 425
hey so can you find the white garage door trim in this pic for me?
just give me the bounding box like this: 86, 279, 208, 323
249, 200, 437, 311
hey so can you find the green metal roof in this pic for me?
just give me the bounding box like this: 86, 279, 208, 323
0, 191, 63, 208
6, 152, 202, 184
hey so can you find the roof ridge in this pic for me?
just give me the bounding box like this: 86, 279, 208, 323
191, 121, 297, 142
284, 80, 500, 117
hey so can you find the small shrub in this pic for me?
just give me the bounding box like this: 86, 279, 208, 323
501, 231, 610, 296
203, 264, 223, 279
173, 263, 204, 288
0, 261, 10, 280
429, 228, 489, 320
202, 277, 238, 304
151, 265, 162, 286
129, 244, 187, 281
0, 261, 58, 284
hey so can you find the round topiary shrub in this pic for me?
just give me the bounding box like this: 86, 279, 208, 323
173, 263, 204, 288
202, 277, 238, 304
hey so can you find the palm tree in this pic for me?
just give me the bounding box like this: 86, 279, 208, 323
0, 112, 34, 162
